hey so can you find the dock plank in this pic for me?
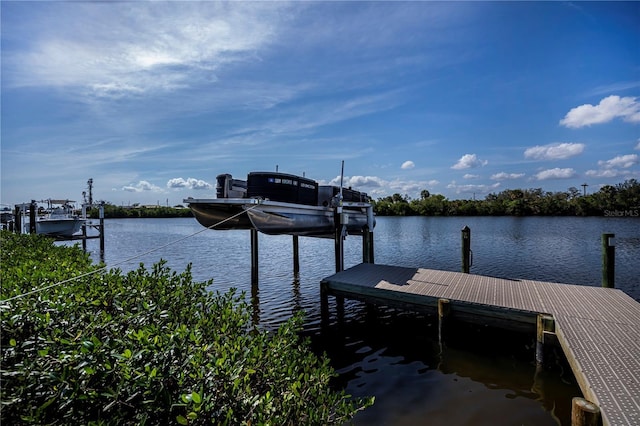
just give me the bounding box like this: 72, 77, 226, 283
321, 263, 640, 426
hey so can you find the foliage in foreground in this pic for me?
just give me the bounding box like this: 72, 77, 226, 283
0, 231, 372, 424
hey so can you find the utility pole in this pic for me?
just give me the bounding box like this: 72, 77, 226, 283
581, 183, 588, 196
87, 178, 94, 206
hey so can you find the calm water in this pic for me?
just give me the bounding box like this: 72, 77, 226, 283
76, 216, 639, 425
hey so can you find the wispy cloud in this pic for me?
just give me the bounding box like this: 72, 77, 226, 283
447, 181, 500, 195
5, 2, 288, 97
560, 95, 640, 128
491, 172, 525, 180
401, 161, 415, 170
534, 168, 576, 180
524, 143, 585, 160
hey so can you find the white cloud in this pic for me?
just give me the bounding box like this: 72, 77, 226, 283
598, 154, 639, 169
401, 160, 415, 170
167, 177, 213, 190
7, 2, 287, 97
451, 154, 487, 170
635, 140, 640, 150
463, 174, 479, 179
534, 168, 576, 180
328, 175, 384, 190
585, 169, 633, 178
560, 95, 640, 128
447, 181, 500, 195
524, 143, 585, 160
122, 180, 164, 192
491, 172, 525, 180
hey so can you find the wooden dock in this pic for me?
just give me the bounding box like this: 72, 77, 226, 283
321, 263, 640, 426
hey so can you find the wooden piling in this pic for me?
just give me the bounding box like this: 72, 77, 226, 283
571, 397, 600, 426
98, 203, 105, 255
601, 233, 615, 288
293, 235, 300, 273
536, 314, 545, 366
438, 298, 450, 345
29, 200, 37, 234
362, 226, 374, 264
251, 228, 259, 284
13, 205, 21, 234
334, 210, 344, 273
320, 281, 329, 321
536, 314, 555, 366
461, 226, 471, 273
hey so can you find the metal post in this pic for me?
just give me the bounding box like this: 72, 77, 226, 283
251, 228, 259, 284
461, 226, 471, 273
602, 233, 615, 288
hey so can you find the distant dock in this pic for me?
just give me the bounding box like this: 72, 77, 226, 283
321, 263, 640, 426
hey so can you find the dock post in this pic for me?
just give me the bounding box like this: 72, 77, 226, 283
251, 228, 259, 284
362, 226, 374, 264
536, 314, 545, 366
536, 314, 555, 366
13, 205, 21, 234
438, 298, 451, 346
461, 226, 471, 273
320, 281, 329, 322
82, 224, 87, 252
99, 203, 105, 256
602, 233, 615, 288
334, 211, 344, 273
29, 200, 37, 234
571, 397, 600, 426
293, 235, 300, 273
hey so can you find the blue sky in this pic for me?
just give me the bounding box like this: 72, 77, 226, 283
2, 1, 639, 207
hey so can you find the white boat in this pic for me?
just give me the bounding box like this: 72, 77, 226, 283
36, 200, 85, 237
185, 172, 374, 238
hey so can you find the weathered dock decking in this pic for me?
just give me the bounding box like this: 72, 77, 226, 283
321, 263, 640, 426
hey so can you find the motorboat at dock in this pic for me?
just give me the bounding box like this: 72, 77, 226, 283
184, 172, 374, 238
35, 199, 85, 237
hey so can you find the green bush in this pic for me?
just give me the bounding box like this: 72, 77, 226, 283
0, 231, 372, 424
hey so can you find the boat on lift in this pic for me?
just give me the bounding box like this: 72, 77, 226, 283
184, 171, 374, 238
36, 199, 85, 237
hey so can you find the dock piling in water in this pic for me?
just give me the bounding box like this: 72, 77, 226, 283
601, 233, 615, 288
461, 225, 471, 273
571, 397, 601, 426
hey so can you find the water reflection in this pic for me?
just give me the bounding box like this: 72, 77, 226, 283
71, 216, 638, 425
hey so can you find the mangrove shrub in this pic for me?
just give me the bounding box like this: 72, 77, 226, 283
0, 231, 372, 424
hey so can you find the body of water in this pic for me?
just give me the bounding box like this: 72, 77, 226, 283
76, 216, 639, 425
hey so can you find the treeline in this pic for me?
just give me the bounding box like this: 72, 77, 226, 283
373, 179, 640, 217
87, 204, 193, 219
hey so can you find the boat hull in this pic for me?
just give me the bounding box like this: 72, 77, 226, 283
187, 199, 253, 230
36, 218, 84, 237
185, 198, 371, 237
245, 202, 369, 237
